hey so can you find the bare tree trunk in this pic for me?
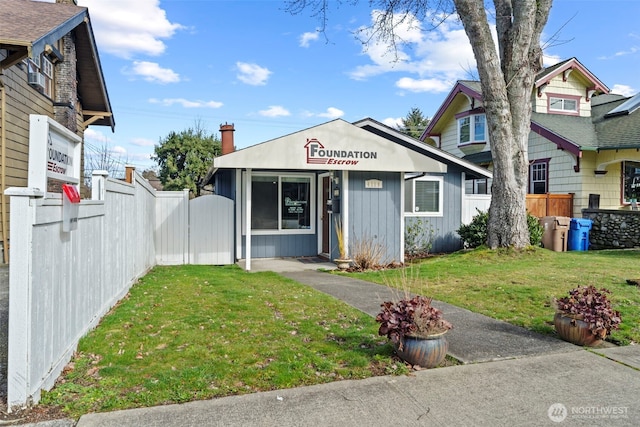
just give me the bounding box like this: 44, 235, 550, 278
454, 0, 551, 248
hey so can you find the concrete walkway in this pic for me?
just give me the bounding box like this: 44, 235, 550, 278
28, 259, 640, 425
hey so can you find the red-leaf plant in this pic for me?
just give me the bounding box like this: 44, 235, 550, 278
376, 295, 452, 350
555, 285, 622, 339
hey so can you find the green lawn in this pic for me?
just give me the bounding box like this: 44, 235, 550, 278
351, 248, 640, 345
41, 248, 640, 418
41, 265, 405, 418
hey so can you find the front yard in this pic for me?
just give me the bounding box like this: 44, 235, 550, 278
39, 248, 640, 419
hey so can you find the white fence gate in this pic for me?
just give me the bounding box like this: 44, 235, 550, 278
155, 191, 234, 265
189, 195, 234, 265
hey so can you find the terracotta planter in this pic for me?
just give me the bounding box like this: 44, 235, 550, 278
554, 313, 603, 347
396, 332, 448, 368
334, 259, 352, 270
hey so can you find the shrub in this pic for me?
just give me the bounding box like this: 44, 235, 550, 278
351, 232, 385, 271
457, 210, 488, 248
404, 218, 436, 257
457, 210, 543, 248
527, 213, 544, 247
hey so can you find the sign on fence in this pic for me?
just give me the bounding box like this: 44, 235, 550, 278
28, 115, 81, 197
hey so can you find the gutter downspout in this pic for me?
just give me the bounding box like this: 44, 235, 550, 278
0, 72, 8, 263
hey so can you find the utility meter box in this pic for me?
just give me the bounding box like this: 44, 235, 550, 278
62, 184, 80, 232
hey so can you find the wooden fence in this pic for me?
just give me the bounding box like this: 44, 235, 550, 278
526, 193, 574, 218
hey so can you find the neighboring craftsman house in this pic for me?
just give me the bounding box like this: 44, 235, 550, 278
0, 0, 114, 263
204, 118, 492, 269
422, 57, 640, 217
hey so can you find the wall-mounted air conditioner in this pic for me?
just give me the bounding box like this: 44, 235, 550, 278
28, 72, 46, 90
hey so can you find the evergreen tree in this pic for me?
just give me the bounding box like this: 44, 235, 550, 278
399, 107, 430, 140
152, 121, 221, 197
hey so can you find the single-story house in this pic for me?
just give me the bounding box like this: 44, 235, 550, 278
421, 57, 640, 217
204, 118, 492, 269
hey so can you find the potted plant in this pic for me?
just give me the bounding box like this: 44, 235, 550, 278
333, 217, 352, 270
554, 285, 621, 347
376, 295, 453, 368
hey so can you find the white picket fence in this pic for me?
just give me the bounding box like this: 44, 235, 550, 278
5, 171, 234, 409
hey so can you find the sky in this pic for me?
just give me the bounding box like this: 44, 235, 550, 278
53, 0, 640, 173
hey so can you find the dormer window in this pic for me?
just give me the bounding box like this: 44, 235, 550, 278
457, 113, 487, 146
548, 94, 579, 115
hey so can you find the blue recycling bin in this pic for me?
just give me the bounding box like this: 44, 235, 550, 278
567, 218, 592, 251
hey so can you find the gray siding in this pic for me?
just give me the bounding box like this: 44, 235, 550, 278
242, 234, 317, 258
405, 166, 464, 253
347, 171, 402, 263
214, 169, 236, 199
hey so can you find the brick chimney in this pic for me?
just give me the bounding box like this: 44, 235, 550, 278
220, 123, 235, 155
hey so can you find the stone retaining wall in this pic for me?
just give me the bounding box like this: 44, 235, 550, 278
582, 209, 640, 250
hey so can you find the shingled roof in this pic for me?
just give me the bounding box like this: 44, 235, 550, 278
0, 0, 114, 129
423, 58, 637, 153
592, 93, 640, 150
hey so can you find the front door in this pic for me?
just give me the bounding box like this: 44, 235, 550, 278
321, 175, 330, 254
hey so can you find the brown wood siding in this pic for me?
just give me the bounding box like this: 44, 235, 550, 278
526, 193, 574, 218
1, 63, 54, 244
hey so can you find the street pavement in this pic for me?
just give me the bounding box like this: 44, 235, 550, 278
18, 258, 640, 426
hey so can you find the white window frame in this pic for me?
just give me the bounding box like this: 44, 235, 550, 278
549, 96, 578, 113
457, 114, 487, 146
404, 175, 444, 217
242, 171, 316, 235
26, 53, 53, 98
30, 54, 41, 68
41, 57, 53, 78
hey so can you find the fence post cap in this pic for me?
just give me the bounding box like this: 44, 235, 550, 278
4, 187, 45, 197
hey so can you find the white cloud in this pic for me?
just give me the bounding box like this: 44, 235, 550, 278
302, 107, 345, 119
259, 106, 291, 117
236, 62, 272, 86
598, 46, 639, 60
611, 84, 636, 97
317, 107, 344, 119
78, 0, 183, 59
395, 77, 451, 93
542, 54, 562, 67
348, 11, 478, 87
83, 128, 112, 143
131, 138, 156, 147
148, 98, 223, 108
113, 145, 128, 155
299, 31, 319, 48
129, 61, 180, 84
383, 117, 403, 128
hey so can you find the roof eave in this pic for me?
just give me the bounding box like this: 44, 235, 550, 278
535, 57, 609, 94
420, 81, 482, 140
77, 18, 115, 130
356, 118, 492, 179
530, 121, 582, 156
